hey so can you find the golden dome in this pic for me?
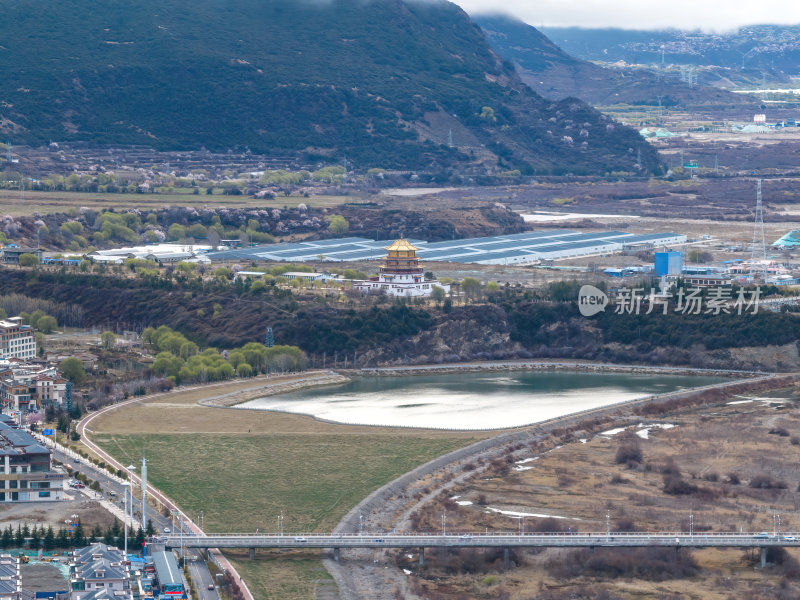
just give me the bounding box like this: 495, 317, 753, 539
384, 238, 419, 252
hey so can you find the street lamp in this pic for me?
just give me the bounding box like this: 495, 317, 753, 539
126, 464, 136, 534
121, 482, 130, 557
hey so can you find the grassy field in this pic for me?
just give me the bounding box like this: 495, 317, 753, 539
94, 431, 475, 532
225, 552, 334, 600
0, 189, 352, 216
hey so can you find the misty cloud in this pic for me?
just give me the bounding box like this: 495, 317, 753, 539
454, 0, 800, 31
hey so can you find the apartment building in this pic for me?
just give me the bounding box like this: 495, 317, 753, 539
0, 319, 36, 361
0, 415, 65, 502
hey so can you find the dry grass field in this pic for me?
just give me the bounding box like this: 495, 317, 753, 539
408, 387, 800, 599
0, 189, 351, 216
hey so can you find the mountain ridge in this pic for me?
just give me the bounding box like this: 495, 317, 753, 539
475, 14, 756, 107
0, 0, 659, 174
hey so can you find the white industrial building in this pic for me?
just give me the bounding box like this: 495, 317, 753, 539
209, 230, 687, 266
87, 243, 212, 264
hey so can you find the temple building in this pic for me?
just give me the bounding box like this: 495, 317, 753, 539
354, 239, 449, 297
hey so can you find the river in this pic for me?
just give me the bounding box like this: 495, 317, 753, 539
236, 371, 727, 430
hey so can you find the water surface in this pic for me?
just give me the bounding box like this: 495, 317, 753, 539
238, 371, 726, 430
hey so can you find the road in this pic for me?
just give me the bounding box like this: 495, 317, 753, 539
73, 390, 254, 600
47, 440, 219, 599
163, 531, 800, 550
187, 553, 221, 600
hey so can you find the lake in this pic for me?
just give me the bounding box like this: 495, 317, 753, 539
236, 371, 727, 430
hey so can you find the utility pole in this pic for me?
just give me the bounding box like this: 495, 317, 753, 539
141, 453, 148, 531
751, 179, 767, 279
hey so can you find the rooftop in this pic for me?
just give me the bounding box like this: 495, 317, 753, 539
384, 239, 419, 252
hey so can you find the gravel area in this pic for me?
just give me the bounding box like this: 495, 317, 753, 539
22, 563, 68, 591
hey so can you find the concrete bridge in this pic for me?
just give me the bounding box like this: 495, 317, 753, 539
160, 531, 796, 568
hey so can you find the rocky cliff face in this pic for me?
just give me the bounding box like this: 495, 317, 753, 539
361, 305, 522, 365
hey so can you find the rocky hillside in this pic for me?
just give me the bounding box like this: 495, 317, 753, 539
0, 0, 658, 174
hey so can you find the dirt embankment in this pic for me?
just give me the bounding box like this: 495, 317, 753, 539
198, 370, 349, 407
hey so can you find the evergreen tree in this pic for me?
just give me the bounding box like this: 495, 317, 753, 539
111, 519, 121, 539
103, 526, 115, 546
146, 519, 155, 537
91, 524, 103, 541
72, 522, 85, 547
21, 523, 30, 538
43, 527, 55, 551
1, 526, 11, 549
29, 527, 40, 549
14, 525, 24, 548
57, 527, 70, 549
135, 527, 145, 550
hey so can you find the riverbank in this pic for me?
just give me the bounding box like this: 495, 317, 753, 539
357, 359, 766, 378
197, 370, 350, 407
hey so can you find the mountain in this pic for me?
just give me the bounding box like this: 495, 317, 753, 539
541, 25, 800, 76
475, 14, 755, 106
0, 0, 659, 175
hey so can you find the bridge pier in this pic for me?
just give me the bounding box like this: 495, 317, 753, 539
249, 547, 255, 560
418, 547, 424, 566
760, 547, 767, 568
503, 547, 510, 570
333, 547, 340, 562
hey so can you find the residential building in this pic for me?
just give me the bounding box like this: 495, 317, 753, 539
0, 415, 65, 501
70, 544, 132, 600
0, 554, 20, 600
0, 247, 43, 265
0, 318, 36, 361
0, 361, 71, 412
354, 239, 450, 298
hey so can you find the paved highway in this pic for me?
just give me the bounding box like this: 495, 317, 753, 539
162, 531, 800, 550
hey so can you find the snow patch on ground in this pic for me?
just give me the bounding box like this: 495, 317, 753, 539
456, 500, 473, 506
515, 457, 538, 464
727, 399, 754, 405
486, 506, 573, 520
403, 568, 412, 575
636, 423, 675, 439
513, 466, 534, 471
600, 427, 628, 436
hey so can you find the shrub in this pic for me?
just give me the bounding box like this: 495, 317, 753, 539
615, 434, 642, 466
749, 474, 788, 489
549, 547, 698, 580
769, 427, 791, 437
663, 475, 698, 495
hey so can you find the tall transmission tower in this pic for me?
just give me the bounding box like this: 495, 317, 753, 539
265, 327, 274, 348
750, 179, 767, 279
